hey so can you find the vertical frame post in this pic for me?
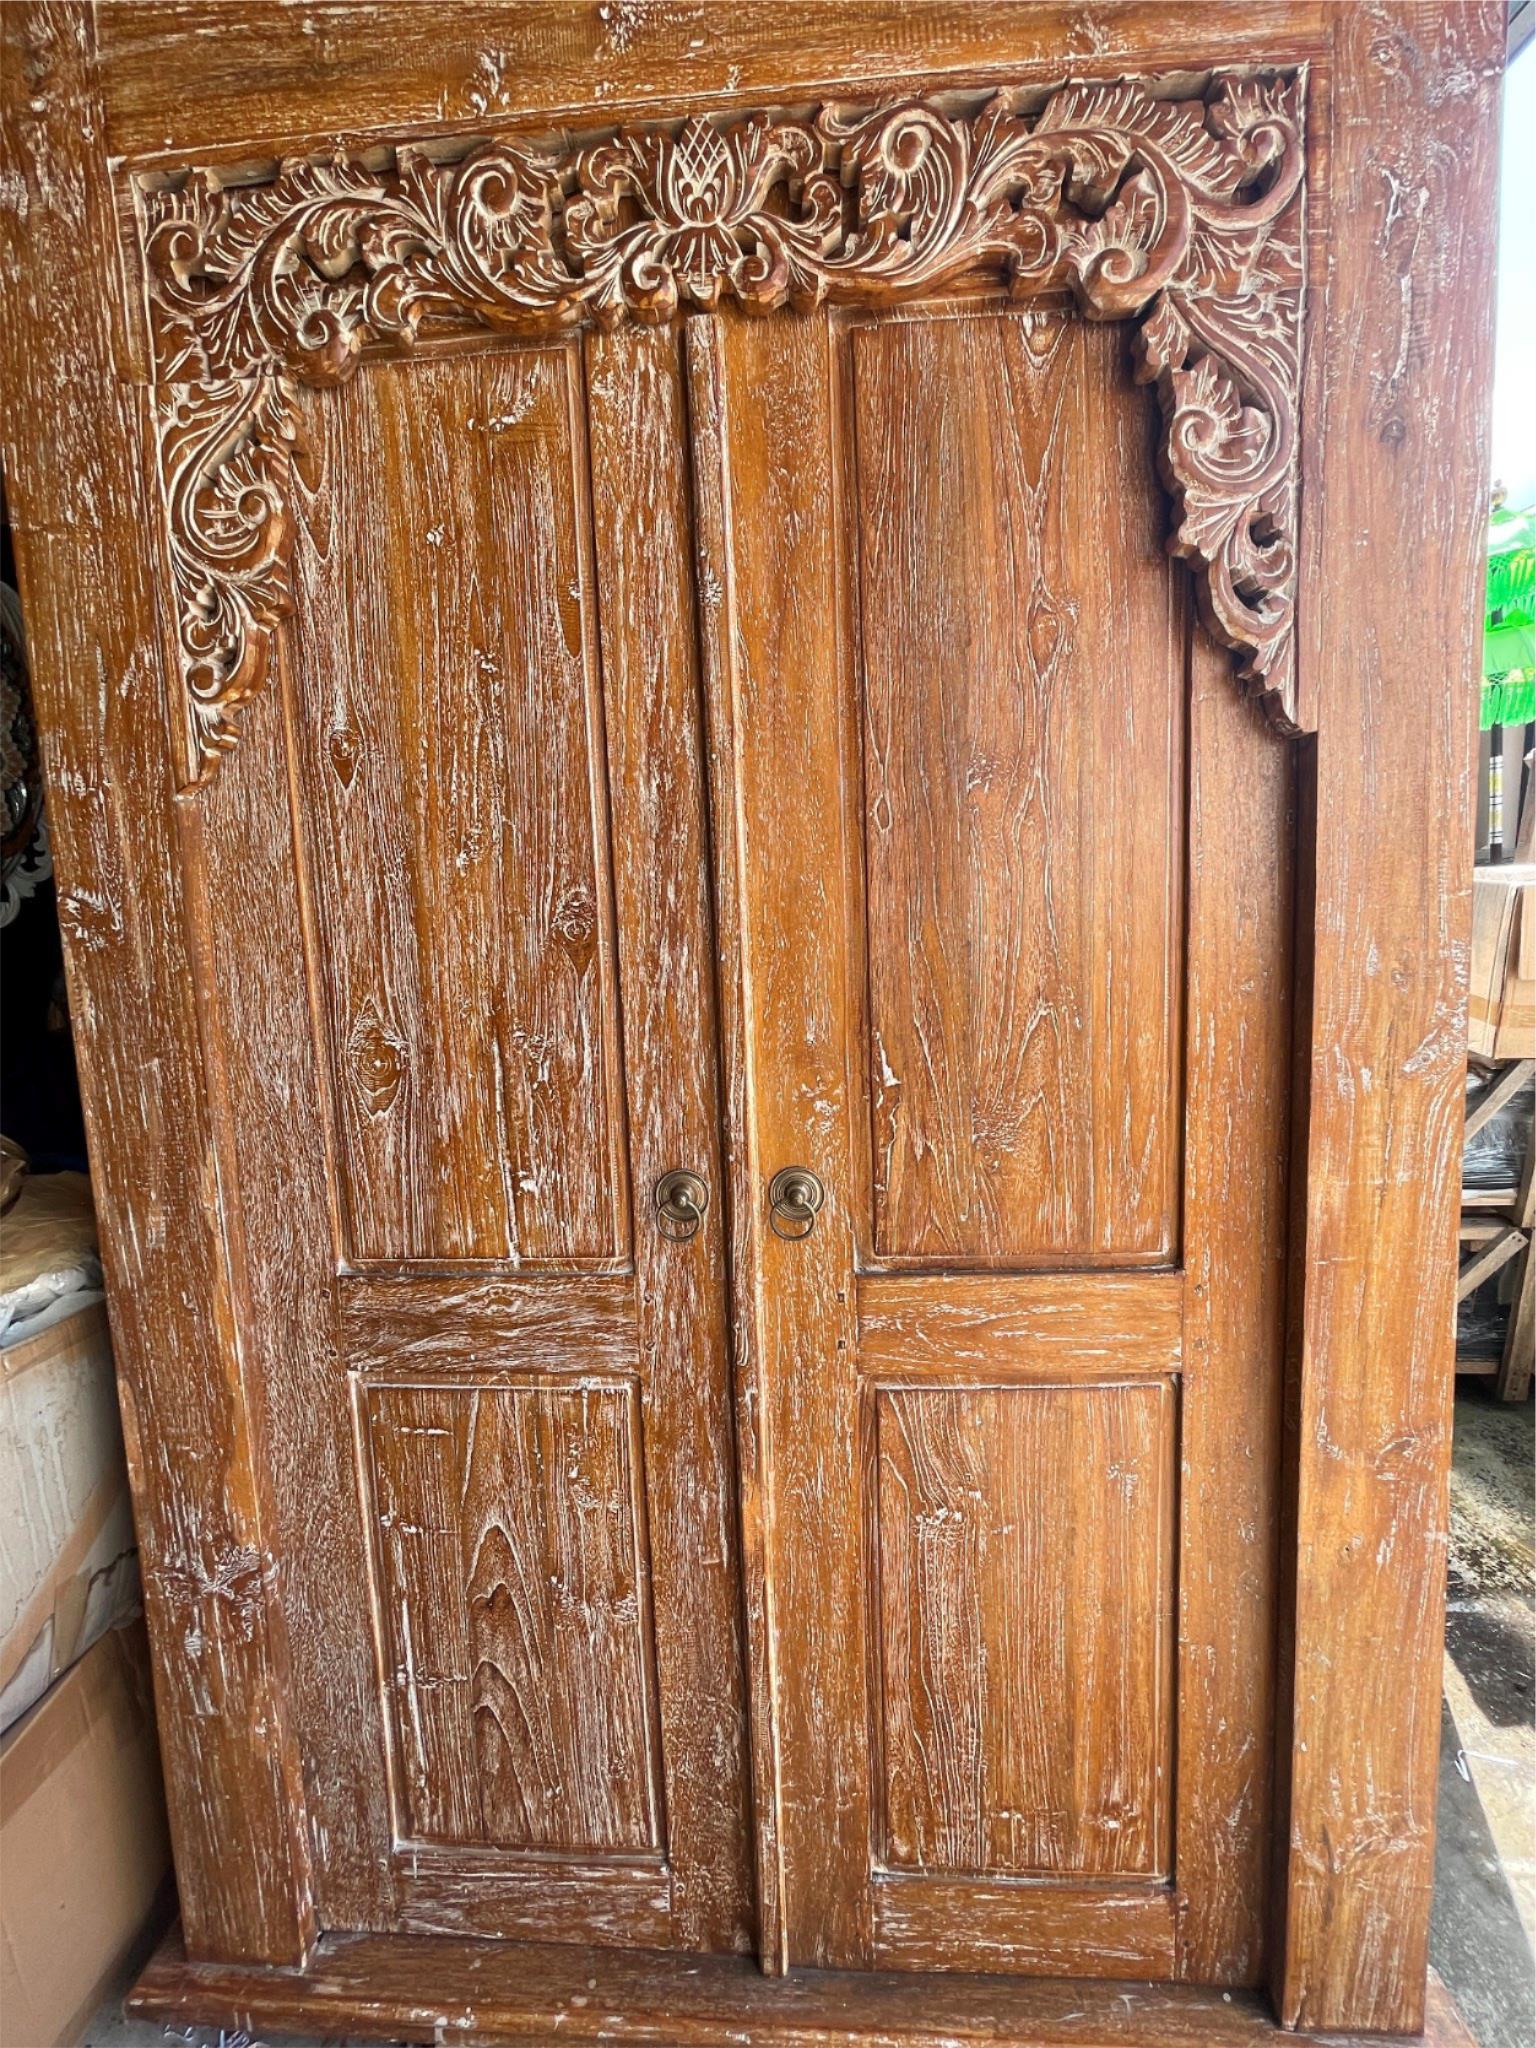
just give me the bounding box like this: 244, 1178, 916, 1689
0, 1, 314, 1965
1274, 0, 1503, 2028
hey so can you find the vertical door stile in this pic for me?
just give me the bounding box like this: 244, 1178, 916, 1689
584, 318, 754, 1955
1175, 637, 1296, 1981
682, 313, 786, 1973
683, 308, 873, 1973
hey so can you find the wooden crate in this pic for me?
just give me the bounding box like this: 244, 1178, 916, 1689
1458, 1054, 1534, 1400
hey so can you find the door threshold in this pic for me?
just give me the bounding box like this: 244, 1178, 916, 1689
128, 1924, 1473, 2047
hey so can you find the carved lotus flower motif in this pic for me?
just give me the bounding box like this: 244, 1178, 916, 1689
566, 113, 838, 320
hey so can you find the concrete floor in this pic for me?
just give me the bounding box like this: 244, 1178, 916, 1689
82, 1388, 1535, 2048
1431, 1386, 1536, 2048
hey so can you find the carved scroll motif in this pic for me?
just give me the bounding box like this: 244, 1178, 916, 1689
137, 71, 1307, 783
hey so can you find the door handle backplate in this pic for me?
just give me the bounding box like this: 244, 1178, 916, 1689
768, 1166, 825, 1240
654, 1168, 709, 1242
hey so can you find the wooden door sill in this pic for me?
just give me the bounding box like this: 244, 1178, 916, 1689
127, 1924, 1473, 2047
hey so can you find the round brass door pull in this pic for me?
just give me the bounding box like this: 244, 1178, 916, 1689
654, 1168, 709, 1241
768, 1166, 825, 1240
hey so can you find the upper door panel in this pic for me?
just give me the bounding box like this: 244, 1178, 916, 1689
287, 342, 629, 1268
850, 308, 1184, 1266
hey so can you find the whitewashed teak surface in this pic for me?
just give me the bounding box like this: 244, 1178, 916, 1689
0, 3, 1503, 2043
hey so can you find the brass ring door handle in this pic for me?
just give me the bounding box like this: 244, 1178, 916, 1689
768, 1167, 825, 1240
654, 1168, 709, 1241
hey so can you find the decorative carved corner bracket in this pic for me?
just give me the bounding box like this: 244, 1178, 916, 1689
136, 68, 1307, 785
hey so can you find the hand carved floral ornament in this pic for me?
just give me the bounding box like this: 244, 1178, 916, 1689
135, 70, 1307, 785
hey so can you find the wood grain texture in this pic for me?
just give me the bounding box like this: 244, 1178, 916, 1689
95, 2, 1334, 164
287, 343, 628, 1267
870, 1876, 1177, 1979
364, 1379, 661, 1854
698, 305, 870, 1970
0, 0, 314, 1965
179, 674, 398, 1934
584, 319, 753, 1951
1274, 2, 1503, 2028
857, 1272, 1182, 1380
384, 1851, 672, 1947
875, 1383, 1173, 1879
851, 310, 1182, 1266
129, 1925, 1480, 2048
341, 1274, 639, 1378
1173, 643, 1295, 1984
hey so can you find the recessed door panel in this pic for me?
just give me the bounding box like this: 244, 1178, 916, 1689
287, 344, 628, 1268
876, 1380, 1174, 1878
364, 1377, 661, 1855
852, 311, 1183, 1266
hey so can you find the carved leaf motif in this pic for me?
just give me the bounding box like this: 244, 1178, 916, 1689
1139, 293, 1193, 374
1068, 169, 1172, 310
137, 68, 1308, 781
1136, 258, 1303, 727
152, 373, 303, 776
1208, 74, 1304, 181
1035, 78, 1233, 197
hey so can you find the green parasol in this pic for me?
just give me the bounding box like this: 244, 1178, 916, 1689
1482, 499, 1535, 728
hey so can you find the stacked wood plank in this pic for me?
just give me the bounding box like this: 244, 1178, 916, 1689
1458, 1053, 1535, 1400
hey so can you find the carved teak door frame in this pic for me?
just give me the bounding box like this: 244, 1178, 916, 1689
0, 2, 1502, 2038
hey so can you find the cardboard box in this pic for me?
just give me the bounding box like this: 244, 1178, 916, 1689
1469, 863, 1536, 1058
0, 1621, 171, 2048
0, 1305, 140, 1734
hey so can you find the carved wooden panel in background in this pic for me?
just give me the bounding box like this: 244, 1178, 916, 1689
286, 343, 628, 1265
875, 1380, 1174, 1879
134, 70, 1306, 784
364, 1377, 661, 1854
852, 309, 1182, 1265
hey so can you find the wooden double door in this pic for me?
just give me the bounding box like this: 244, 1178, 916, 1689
188, 279, 1292, 1984
4, 1, 1505, 2031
